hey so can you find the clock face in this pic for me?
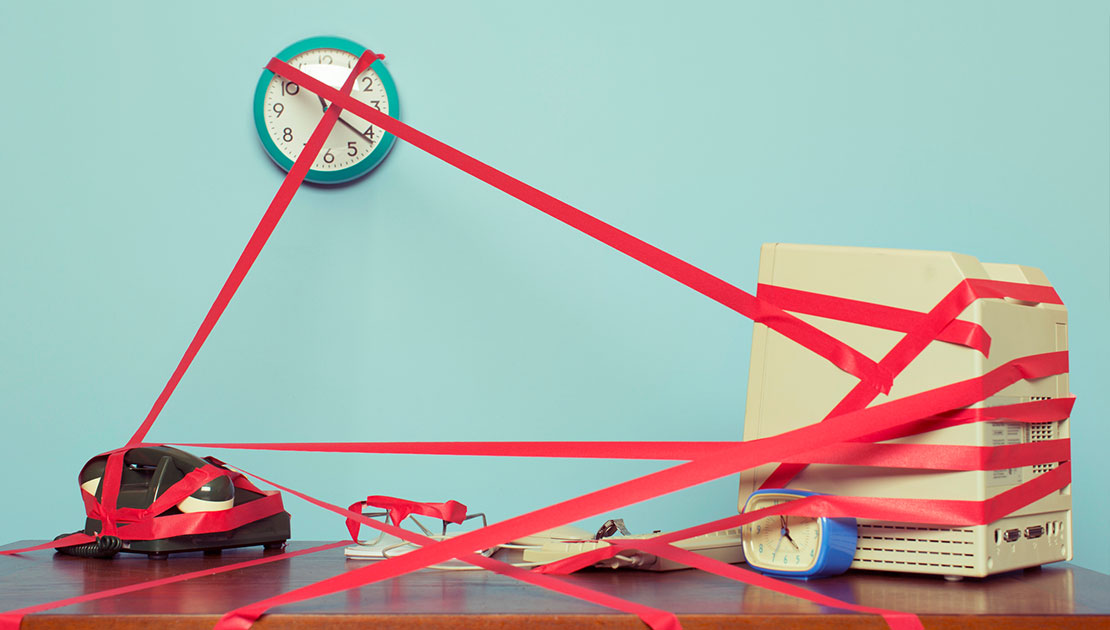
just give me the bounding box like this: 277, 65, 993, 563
741, 489, 857, 579
743, 495, 822, 572
253, 37, 399, 184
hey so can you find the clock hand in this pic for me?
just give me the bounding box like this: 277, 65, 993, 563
336, 113, 372, 141
780, 515, 799, 550
317, 95, 374, 143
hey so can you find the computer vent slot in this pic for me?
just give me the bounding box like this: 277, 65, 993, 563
852, 524, 976, 570
1027, 397, 1058, 474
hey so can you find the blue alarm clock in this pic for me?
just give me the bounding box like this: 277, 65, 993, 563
741, 489, 857, 579
253, 36, 400, 184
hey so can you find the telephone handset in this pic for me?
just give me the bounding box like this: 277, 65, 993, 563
56, 445, 291, 559
78, 446, 235, 513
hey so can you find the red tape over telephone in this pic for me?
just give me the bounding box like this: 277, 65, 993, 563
56, 446, 290, 558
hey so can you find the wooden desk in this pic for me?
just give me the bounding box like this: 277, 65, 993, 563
3, 541, 1108, 629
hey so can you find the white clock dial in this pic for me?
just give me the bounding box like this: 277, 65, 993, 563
259, 47, 391, 172
744, 497, 822, 571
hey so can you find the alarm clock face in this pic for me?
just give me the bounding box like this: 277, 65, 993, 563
741, 489, 857, 579
744, 495, 823, 571
253, 37, 399, 184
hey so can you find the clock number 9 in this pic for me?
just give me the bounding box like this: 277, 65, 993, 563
273, 103, 284, 118
281, 81, 300, 96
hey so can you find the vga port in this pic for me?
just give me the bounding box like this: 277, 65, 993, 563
1003, 529, 1021, 543
1024, 525, 1045, 540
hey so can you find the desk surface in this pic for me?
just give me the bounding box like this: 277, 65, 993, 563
3, 541, 1109, 630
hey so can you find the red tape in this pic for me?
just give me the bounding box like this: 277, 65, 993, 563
346, 496, 468, 540
213, 352, 1067, 630
0, 541, 348, 630
226, 464, 682, 630
758, 277, 1068, 491
0, 533, 94, 557
263, 57, 894, 394
536, 462, 1070, 575
125, 51, 378, 447
13, 44, 1073, 630
171, 433, 1068, 471
757, 283, 991, 355
631, 540, 924, 630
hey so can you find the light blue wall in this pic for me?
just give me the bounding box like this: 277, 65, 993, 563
1, 1, 1106, 575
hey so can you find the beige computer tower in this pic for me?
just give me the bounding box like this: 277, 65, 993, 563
738, 243, 1071, 578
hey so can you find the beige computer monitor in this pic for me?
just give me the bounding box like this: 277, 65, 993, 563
738, 243, 1071, 578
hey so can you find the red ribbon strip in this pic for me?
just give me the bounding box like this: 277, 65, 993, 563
90, 465, 226, 526
0, 541, 348, 630
0, 533, 94, 557
851, 396, 1074, 444
169, 433, 1068, 471
757, 283, 991, 354
171, 441, 743, 459
263, 57, 893, 393
125, 51, 379, 448
788, 439, 1069, 470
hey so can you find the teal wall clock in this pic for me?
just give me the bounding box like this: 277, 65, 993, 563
253, 36, 400, 185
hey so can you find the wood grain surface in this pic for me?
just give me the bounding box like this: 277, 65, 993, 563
3, 541, 1108, 630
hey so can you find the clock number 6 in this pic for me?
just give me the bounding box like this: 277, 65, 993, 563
323, 149, 335, 164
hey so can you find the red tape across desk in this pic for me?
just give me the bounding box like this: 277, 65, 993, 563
217, 463, 685, 630
212, 352, 1068, 630
0, 541, 348, 630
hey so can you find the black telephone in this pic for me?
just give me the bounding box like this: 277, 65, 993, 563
57, 446, 290, 558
